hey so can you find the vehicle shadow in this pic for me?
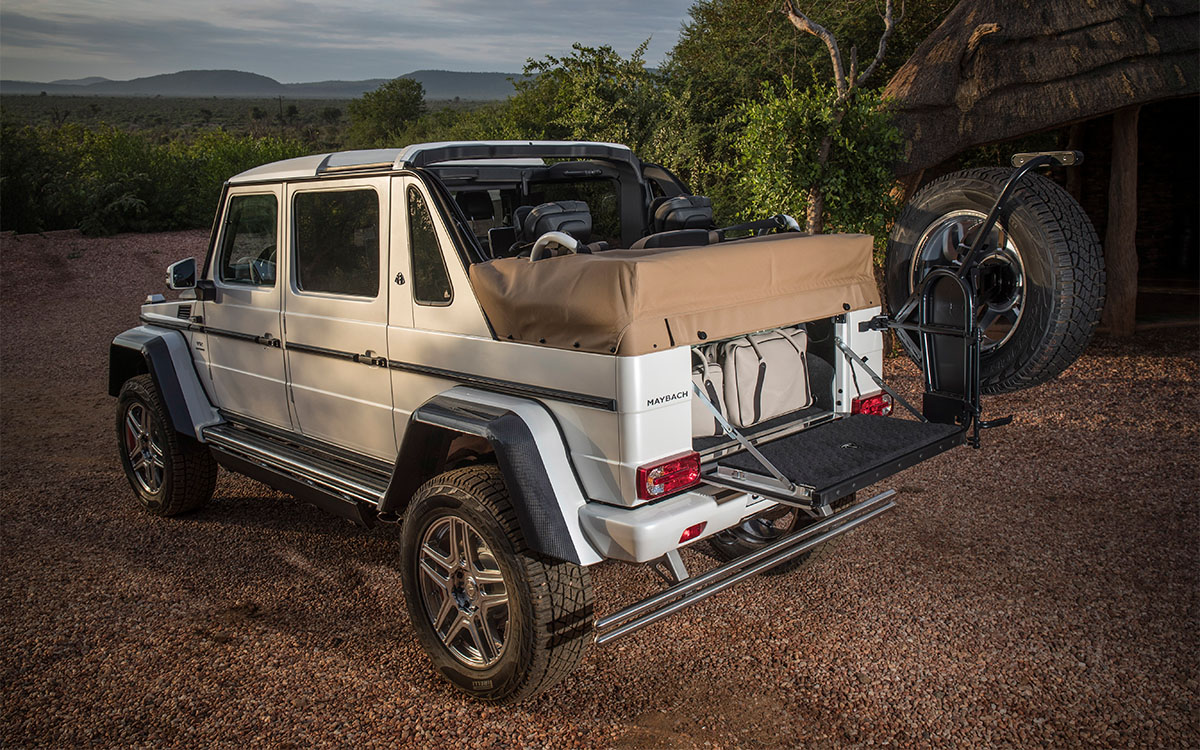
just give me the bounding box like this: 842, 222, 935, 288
185, 489, 401, 542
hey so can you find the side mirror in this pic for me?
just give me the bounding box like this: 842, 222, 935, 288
166, 257, 196, 289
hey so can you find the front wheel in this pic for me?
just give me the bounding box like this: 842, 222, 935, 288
400, 465, 593, 702
885, 168, 1105, 394
115, 374, 216, 516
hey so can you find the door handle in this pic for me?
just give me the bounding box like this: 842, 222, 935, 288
256, 333, 280, 347
353, 349, 387, 367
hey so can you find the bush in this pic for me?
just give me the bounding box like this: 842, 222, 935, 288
736, 79, 903, 254
346, 78, 426, 147
0, 124, 308, 235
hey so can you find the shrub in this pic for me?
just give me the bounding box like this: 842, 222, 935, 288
736, 79, 903, 254
0, 124, 308, 235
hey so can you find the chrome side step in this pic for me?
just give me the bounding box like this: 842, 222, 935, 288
203, 423, 389, 507
592, 489, 897, 645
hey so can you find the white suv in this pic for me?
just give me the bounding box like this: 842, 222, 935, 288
109, 142, 1103, 702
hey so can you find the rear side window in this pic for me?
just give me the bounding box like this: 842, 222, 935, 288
408, 187, 452, 305
293, 189, 379, 297
218, 194, 277, 286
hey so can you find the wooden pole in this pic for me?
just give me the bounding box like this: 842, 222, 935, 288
1065, 123, 1084, 203
1101, 106, 1140, 337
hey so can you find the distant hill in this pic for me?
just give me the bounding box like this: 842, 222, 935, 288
50, 76, 111, 86
1, 69, 521, 100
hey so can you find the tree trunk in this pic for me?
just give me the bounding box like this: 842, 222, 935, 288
1101, 106, 1140, 337
806, 116, 845, 234
806, 190, 825, 234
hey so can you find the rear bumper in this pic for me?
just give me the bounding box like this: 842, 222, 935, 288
578, 486, 770, 563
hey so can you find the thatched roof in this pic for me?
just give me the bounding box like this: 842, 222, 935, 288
883, 0, 1199, 175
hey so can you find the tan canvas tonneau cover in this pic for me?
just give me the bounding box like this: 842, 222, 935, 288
468, 233, 879, 356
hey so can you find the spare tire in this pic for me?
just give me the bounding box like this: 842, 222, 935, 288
885, 168, 1105, 394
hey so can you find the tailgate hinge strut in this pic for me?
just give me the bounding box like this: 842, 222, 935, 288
691, 381, 794, 490
833, 337, 925, 422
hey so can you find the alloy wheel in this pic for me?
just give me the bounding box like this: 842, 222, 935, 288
417, 516, 510, 668
123, 401, 165, 494
909, 209, 1027, 352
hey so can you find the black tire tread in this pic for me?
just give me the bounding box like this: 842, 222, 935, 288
117, 374, 217, 516
888, 168, 1105, 394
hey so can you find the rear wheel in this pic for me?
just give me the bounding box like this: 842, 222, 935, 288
708, 494, 855, 575
400, 465, 593, 702
115, 374, 216, 516
885, 168, 1105, 394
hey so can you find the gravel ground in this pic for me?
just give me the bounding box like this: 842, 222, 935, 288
1, 229, 1197, 748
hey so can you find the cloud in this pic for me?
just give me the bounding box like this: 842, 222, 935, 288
0, 0, 694, 82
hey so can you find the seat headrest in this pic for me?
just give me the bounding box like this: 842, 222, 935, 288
653, 195, 713, 232
512, 205, 534, 236
455, 190, 493, 220
523, 201, 591, 243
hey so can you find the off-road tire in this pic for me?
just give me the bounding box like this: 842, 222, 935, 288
400, 465, 593, 703
885, 168, 1105, 394
115, 374, 217, 516
708, 494, 856, 575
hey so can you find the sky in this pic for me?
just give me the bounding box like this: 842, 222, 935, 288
1, 0, 697, 83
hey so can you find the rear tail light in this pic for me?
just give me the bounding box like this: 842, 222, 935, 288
636, 451, 701, 501
679, 522, 707, 543
851, 391, 893, 416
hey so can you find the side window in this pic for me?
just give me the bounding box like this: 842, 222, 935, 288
293, 189, 379, 297
217, 194, 277, 286
408, 187, 452, 305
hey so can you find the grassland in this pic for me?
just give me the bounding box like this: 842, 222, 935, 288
0, 94, 482, 141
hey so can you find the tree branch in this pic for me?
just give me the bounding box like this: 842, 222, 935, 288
780, 0, 847, 97
856, 0, 899, 89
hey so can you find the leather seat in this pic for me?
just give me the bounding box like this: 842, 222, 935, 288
511, 201, 599, 258
632, 196, 716, 250
651, 195, 713, 232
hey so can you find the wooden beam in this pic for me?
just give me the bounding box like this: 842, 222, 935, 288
1101, 106, 1140, 337
1065, 122, 1085, 203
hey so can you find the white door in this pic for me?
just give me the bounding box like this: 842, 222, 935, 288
283, 178, 396, 460
203, 187, 292, 429
387, 177, 493, 447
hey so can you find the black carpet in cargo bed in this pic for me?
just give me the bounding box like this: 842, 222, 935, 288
717, 414, 963, 496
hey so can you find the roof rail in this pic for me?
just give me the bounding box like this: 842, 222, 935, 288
316, 149, 405, 175
393, 140, 638, 170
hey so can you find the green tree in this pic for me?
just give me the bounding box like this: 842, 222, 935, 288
393, 103, 508, 145
499, 42, 665, 153
660, 0, 954, 225
736, 79, 901, 251
777, 0, 904, 232
347, 77, 427, 146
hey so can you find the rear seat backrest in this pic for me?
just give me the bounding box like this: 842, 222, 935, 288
630, 228, 714, 250
523, 200, 592, 243
653, 195, 713, 232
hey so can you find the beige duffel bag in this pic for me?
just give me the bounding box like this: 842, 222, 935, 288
721, 327, 812, 428
690, 347, 727, 437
